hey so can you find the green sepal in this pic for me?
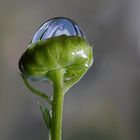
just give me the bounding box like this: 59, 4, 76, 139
40, 105, 51, 129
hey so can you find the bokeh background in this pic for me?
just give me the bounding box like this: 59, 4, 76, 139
0, 0, 140, 140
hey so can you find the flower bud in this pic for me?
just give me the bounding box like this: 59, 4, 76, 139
19, 17, 93, 83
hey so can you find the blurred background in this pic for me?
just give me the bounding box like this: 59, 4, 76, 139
0, 0, 140, 140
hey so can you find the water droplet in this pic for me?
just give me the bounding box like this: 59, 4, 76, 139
32, 17, 85, 43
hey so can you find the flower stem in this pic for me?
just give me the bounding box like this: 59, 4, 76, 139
49, 69, 65, 140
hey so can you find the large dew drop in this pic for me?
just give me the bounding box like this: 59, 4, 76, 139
32, 17, 85, 43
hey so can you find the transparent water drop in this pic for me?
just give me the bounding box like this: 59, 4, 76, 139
32, 17, 85, 43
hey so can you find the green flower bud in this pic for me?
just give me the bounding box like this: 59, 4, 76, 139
19, 35, 93, 83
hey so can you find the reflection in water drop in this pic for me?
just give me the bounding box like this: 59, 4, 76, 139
32, 17, 85, 43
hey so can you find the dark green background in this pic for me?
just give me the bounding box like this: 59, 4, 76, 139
0, 0, 140, 140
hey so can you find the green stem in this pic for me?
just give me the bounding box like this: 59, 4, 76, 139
48, 69, 65, 140
22, 74, 52, 104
